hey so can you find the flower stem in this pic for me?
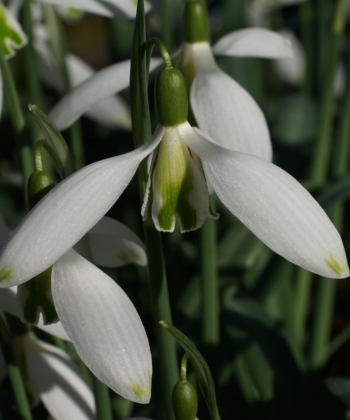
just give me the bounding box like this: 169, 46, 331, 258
200, 216, 219, 345
131, 2, 178, 418
92, 376, 113, 420
310, 0, 346, 188
0, 314, 32, 420
160, 0, 173, 51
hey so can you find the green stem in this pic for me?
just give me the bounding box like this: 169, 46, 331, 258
200, 216, 219, 345
311, 0, 346, 188
0, 48, 25, 132
327, 324, 350, 358
22, 0, 44, 146
43, 5, 85, 168
92, 376, 113, 420
0, 314, 32, 420
130, 2, 178, 418
160, 0, 173, 51
299, 0, 314, 95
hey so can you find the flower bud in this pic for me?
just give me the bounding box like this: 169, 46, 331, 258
27, 170, 55, 210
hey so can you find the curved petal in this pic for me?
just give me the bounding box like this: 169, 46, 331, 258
0, 128, 163, 287
190, 67, 272, 161
182, 127, 349, 279
21, 334, 96, 420
35, 0, 150, 18
74, 216, 147, 267
49, 58, 162, 131
52, 250, 152, 403
213, 28, 293, 59
0, 287, 70, 341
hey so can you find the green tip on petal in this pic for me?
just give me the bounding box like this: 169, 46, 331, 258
0, 264, 12, 283
0, 4, 27, 58
128, 371, 152, 402
324, 253, 346, 277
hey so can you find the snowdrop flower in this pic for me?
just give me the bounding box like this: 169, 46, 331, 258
0, 2, 27, 119
14, 332, 96, 420
0, 62, 348, 287
179, 0, 293, 161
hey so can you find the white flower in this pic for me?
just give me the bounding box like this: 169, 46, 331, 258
0, 215, 151, 403
14, 332, 96, 420
0, 61, 347, 282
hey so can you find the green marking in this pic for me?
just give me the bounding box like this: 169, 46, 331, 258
324, 253, 344, 276
0, 4, 27, 58
116, 248, 141, 265
153, 129, 199, 232
128, 372, 151, 401
0, 264, 12, 283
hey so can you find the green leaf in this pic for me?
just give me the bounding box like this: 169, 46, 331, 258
317, 175, 350, 209
29, 104, 75, 178
160, 320, 219, 420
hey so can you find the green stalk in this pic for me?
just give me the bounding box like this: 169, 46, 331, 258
130, 2, 178, 418
43, 5, 85, 168
311, 0, 346, 188
92, 376, 113, 420
22, 0, 44, 145
0, 314, 32, 420
298, 0, 314, 95
160, 0, 173, 51
200, 216, 219, 345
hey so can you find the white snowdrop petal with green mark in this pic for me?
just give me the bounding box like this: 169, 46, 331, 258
151, 125, 211, 233
190, 68, 272, 161
49, 58, 162, 131
0, 130, 162, 287
182, 128, 349, 279
213, 28, 293, 59
0, 287, 70, 340
52, 250, 152, 403
74, 216, 147, 267
21, 334, 96, 420
36, 0, 150, 18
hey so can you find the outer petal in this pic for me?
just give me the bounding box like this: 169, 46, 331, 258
35, 0, 150, 18
182, 127, 349, 279
48, 58, 162, 131
0, 128, 163, 287
74, 216, 147, 267
52, 250, 152, 403
190, 60, 272, 161
212, 28, 292, 59
18, 334, 96, 420
0, 287, 70, 341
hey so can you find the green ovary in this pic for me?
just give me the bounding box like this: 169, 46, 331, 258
153, 129, 198, 232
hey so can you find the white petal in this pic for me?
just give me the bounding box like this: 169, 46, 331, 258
0, 287, 70, 341
273, 29, 305, 86
0, 128, 163, 287
213, 28, 293, 59
49, 58, 162, 131
20, 334, 96, 420
182, 127, 349, 279
74, 216, 147, 267
190, 67, 272, 161
52, 250, 152, 403
35, 0, 150, 18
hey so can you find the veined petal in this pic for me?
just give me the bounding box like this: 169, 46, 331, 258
74, 216, 147, 267
190, 65, 272, 161
18, 333, 96, 420
49, 58, 162, 131
213, 28, 292, 59
183, 128, 349, 279
0, 287, 70, 341
0, 129, 163, 287
35, 0, 150, 18
52, 250, 152, 403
